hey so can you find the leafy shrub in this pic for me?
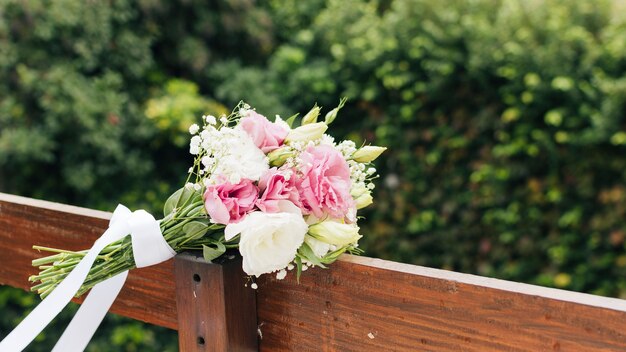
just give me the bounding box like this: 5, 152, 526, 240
235, 0, 626, 297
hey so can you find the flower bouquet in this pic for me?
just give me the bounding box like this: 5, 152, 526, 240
30, 100, 385, 297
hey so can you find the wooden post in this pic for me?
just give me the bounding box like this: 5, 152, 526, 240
174, 252, 258, 352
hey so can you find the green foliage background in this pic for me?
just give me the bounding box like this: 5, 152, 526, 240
2, 0, 626, 350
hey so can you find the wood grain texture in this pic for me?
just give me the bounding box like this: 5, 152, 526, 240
0, 193, 178, 330
2, 193, 626, 351
256, 257, 626, 351
174, 252, 257, 352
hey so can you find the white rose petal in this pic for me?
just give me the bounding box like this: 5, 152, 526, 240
225, 201, 307, 277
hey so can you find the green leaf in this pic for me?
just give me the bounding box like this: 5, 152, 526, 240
163, 187, 185, 216
321, 247, 347, 265
163, 186, 201, 217
182, 221, 209, 241
202, 242, 226, 262
284, 113, 299, 128
298, 242, 326, 268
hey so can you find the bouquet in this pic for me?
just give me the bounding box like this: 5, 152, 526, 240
29, 100, 385, 297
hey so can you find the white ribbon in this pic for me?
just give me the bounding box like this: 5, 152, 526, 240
0, 205, 175, 352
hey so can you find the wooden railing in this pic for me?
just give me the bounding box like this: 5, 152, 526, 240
1, 192, 626, 351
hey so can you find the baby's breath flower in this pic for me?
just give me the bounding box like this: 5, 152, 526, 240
190, 136, 201, 147
205, 115, 217, 125
189, 124, 199, 134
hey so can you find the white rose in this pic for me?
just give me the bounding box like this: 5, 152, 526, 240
225, 201, 307, 276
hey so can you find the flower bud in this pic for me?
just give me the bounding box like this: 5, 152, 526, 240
352, 146, 387, 163
308, 220, 361, 247
267, 146, 295, 167
285, 122, 328, 143
350, 185, 373, 209
324, 97, 346, 125
301, 104, 320, 125
324, 108, 339, 125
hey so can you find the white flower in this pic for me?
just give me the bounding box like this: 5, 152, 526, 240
205, 115, 217, 125
308, 220, 361, 247
201, 156, 214, 168
190, 136, 202, 146
207, 127, 269, 182
225, 201, 307, 277
189, 124, 200, 134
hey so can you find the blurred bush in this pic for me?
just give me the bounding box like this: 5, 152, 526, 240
2, 0, 626, 350
206, 0, 626, 297
240, 0, 626, 298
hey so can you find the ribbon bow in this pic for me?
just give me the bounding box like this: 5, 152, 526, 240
0, 205, 175, 352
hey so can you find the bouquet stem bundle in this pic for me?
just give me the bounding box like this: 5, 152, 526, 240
29, 191, 227, 298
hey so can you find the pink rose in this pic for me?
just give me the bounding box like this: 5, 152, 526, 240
240, 111, 288, 153
296, 145, 354, 219
203, 178, 259, 224
256, 168, 301, 213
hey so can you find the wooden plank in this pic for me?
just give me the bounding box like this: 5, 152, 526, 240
0, 193, 178, 330
256, 257, 626, 351
2, 192, 626, 351
174, 252, 257, 351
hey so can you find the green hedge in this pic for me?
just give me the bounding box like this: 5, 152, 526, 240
234, 0, 626, 298
2, 0, 626, 350
209, 0, 626, 296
